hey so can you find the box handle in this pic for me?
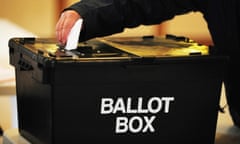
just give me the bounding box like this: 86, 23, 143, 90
18, 58, 33, 71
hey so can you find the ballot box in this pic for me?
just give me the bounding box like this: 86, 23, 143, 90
9, 35, 227, 144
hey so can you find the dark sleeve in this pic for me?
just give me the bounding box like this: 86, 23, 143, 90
65, 0, 201, 41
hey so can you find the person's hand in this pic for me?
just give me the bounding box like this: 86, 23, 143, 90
56, 10, 81, 46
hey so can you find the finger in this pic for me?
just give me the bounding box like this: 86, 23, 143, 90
56, 14, 65, 44
56, 11, 81, 45
58, 16, 76, 44
61, 18, 74, 45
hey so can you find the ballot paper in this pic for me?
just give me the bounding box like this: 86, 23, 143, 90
65, 19, 83, 50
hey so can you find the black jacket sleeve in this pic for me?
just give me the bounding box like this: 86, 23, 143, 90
65, 0, 203, 41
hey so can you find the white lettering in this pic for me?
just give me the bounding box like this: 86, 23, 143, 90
101, 98, 113, 114
129, 116, 143, 133
100, 97, 175, 114
115, 116, 156, 133
162, 97, 175, 113
137, 97, 148, 113
142, 116, 155, 133
113, 98, 126, 114
127, 98, 137, 113
116, 117, 128, 133
148, 97, 162, 114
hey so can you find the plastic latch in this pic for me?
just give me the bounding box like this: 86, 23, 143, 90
189, 52, 202, 55
18, 59, 33, 71
218, 104, 228, 113
37, 50, 44, 55
19, 37, 36, 45
165, 34, 190, 42
142, 35, 154, 39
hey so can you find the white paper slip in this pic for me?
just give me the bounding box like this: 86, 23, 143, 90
65, 18, 83, 50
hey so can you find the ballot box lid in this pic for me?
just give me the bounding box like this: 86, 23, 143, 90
8, 35, 224, 66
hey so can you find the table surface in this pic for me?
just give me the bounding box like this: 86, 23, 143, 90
2, 129, 30, 144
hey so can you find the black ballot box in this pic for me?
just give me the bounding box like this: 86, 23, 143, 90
9, 35, 227, 144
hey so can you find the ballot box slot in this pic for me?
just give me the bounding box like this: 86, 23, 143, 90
38, 39, 138, 60
71, 44, 128, 58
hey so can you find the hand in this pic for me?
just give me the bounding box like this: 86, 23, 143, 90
56, 10, 81, 46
